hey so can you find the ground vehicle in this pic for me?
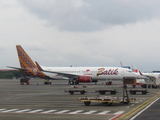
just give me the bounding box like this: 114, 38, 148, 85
78, 96, 136, 106
20, 77, 30, 85
129, 89, 147, 95
44, 80, 51, 85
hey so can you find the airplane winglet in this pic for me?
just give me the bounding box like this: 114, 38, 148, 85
35, 61, 43, 71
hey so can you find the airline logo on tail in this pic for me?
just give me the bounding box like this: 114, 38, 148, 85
16, 45, 46, 78
132, 65, 139, 73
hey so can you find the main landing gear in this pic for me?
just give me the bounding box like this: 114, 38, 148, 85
68, 80, 79, 85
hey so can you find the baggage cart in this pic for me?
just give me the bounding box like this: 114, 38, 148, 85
95, 89, 116, 95
65, 89, 86, 95
78, 96, 136, 106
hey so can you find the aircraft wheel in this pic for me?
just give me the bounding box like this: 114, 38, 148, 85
70, 81, 74, 85
84, 102, 91, 106
75, 81, 79, 85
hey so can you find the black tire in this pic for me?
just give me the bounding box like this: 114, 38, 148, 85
70, 81, 74, 85
130, 91, 133, 94
70, 91, 74, 95
132, 85, 136, 88
81, 91, 85, 94
84, 102, 91, 106
142, 91, 146, 94
110, 91, 116, 94
75, 81, 79, 85
107, 102, 112, 106
123, 102, 129, 104
130, 91, 136, 95
100, 91, 105, 95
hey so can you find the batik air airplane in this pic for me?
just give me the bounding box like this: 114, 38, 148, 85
8, 45, 141, 85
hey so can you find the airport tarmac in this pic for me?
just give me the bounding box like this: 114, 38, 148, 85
0, 79, 159, 120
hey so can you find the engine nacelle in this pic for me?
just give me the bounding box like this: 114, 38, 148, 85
78, 76, 92, 83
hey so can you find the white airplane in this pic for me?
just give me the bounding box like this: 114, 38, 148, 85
121, 62, 160, 88
132, 65, 160, 88
8, 45, 141, 85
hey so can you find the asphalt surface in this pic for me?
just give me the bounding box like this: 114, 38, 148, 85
0, 79, 159, 120
134, 97, 160, 120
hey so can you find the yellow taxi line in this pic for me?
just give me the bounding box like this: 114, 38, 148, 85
124, 96, 159, 119
117, 95, 160, 120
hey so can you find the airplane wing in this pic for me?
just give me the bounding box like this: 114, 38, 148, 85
35, 61, 80, 79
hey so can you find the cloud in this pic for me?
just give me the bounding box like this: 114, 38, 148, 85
17, 0, 160, 32
1, 0, 160, 72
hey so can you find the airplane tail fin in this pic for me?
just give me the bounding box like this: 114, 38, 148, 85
16, 45, 37, 69
16, 45, 46, 78
120, 61, 127, 67
132, 65, 139, 73
120, 62, 131, 69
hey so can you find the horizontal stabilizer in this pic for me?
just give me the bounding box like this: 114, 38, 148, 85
7, 66, 27, 70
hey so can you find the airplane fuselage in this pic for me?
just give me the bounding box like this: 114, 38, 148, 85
42, 66, 137, 81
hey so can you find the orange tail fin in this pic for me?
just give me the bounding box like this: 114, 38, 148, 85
16, 45, 46, 78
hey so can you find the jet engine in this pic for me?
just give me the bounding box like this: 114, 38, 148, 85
78, 76, 92, 83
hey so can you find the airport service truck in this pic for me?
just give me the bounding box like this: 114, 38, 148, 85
20, 77, 30, 85
148, 77, 160, 88
141, 76, 160, 88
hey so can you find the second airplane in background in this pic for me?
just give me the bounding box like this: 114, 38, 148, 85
120, 62, 160, 88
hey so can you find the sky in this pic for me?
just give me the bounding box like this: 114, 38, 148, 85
1, 0, 160, 72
